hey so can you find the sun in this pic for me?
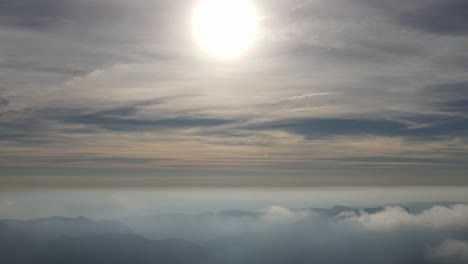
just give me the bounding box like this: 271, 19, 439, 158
193, 0, 259, 59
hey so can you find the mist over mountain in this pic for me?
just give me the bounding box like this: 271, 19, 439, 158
123, 202, 466, 241
0, 216, 132, 241
1, 202, 467, 264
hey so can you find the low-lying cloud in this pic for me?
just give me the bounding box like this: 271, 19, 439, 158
427, 239, 468, 264
340, 204, 468, 231
260, 206, 312, 224
2, 202, 468, 263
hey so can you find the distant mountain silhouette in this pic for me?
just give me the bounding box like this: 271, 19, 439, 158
41, 234, 207, 264
0, 217, 134, 264
1, 202, 467, 264
0, 217, 206, 264
0, 216, 132, 241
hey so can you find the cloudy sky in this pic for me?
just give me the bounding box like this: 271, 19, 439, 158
1, 0, 468, 187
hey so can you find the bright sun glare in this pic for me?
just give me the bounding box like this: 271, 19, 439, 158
193, 0, 259, 59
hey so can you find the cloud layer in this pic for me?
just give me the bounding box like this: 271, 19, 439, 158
341, 204, 468, 231
428, 239, 468, 264
1, 0, 468, 184
5, 202, 468, 263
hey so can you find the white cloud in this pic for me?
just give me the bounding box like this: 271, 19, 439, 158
340, 204, 468, 231
260, 206, 311, 223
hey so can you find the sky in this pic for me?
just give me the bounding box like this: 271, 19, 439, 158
1, 0, 468, 187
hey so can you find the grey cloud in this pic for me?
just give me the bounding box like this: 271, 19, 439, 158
246, 117, 468, 139
1, 0, 468, 178
353, 0, 468, 35
92, 157, 161, 164
333, 156, 468, 166
438, 100, 468, 113
397, 0, 468, 35
0, 0, 191, 97
65, 116, 231, 131
280, 42, 411, 67
0, 0, 140, 30
42, 96, 233, 132
0, 98, 8, 107
424, 81, 468, 99
422, 81, 468, 114
247, 118, 405, 138
0, 97, 232, 145
427, 239, 468, 264
60, 107, 232, 132
449, 56, 468, 69
0, 117, 54, 144
0, 0, 72, 29
0, 60, 88, 76
355, 39, 425, 57
0, 155, 162, 166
